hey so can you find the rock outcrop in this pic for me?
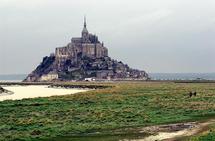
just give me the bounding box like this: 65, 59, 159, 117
0, 86, 13, 95
24, 18, 148, 82
0, 86, 5, 94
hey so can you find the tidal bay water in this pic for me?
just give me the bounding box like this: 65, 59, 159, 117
0, 74, 26, 82
149, 73, 215, 80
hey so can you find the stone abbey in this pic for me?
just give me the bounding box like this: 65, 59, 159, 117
55, 17, 108, 64
25, 18, 148, 82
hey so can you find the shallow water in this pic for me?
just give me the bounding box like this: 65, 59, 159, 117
0, 85, 88, 101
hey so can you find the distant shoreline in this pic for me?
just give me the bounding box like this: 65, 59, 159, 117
149, 73, 215, 80
0, 80, 22, 82
1, 73, 215, 82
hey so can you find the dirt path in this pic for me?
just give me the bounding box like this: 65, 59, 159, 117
125, 119, 215, 141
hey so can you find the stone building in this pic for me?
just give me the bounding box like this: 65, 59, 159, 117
55, 17, 108, 68
40, 72, 58, 81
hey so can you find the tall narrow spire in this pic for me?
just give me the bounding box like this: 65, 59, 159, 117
82, 15, 89, 40
84, 16, 87, 28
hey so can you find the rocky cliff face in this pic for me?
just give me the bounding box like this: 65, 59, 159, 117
24, 55, 148, 82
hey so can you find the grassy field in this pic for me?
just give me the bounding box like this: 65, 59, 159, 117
1, 82, 215, 140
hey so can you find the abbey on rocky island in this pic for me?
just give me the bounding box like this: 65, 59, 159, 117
24, 17, 148, 82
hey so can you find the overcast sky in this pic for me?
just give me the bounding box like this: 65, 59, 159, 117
0, 0, 215, 74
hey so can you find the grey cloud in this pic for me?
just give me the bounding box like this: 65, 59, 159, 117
0, 0, 215, 74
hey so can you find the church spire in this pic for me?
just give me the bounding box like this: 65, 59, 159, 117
84, 16, 87, 28
82, 16, 88, 35
82, 16, 89, 42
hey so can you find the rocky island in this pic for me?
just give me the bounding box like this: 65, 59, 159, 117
24, 18, 148, 82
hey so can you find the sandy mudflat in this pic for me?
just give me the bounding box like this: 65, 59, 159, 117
132, 130, 193, 141
0, 85, 88, 101
124, 120, 213, 141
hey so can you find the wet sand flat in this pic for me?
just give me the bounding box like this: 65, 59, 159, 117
0, 85, 88, 101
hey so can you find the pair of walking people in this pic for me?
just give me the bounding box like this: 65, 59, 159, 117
189, 91, 197, 98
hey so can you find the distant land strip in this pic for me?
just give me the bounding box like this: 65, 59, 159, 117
0, 82, 112, 89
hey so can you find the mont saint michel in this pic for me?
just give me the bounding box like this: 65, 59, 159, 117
2, 0, 215, 140
25, 18, 148, 82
